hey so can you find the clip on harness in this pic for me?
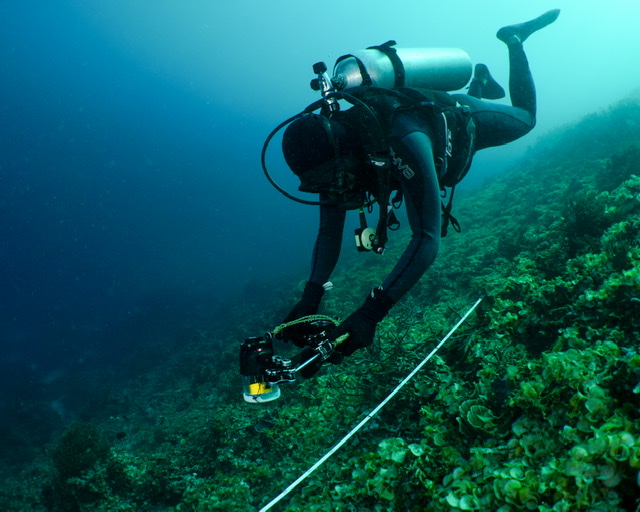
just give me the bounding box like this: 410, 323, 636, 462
336, 40, 405, 254
261, 90, 396, 254
437, 110, 460, 237
334, 40, 467, 239
262, 48, 475, 254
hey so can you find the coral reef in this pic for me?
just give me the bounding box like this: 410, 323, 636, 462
2, 97, 640, 512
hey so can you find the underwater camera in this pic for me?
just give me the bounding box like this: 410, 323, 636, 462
239, 335, 286, 403
239, 319, 337, 403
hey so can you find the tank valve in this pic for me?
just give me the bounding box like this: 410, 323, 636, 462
310, 61, 339, 113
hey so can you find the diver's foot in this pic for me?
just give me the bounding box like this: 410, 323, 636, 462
497, 9, 560, 45
469, 63, 505, 100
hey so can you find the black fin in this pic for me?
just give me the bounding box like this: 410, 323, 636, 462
497, 9, 560, 45
468, 63, 505, 100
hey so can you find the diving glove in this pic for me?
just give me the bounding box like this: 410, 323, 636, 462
279, 281, 326, 347
283, 281, 325, 323
332, 288, 394, 356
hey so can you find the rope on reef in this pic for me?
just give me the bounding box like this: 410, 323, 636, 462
258, 296, 484, 512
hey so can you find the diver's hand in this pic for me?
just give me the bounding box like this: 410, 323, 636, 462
332, 288, 393, 356
283, 281, 325, 323
331, 309, 377, 355
277, 324, 312, 348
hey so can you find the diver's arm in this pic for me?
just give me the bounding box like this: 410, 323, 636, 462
333, 130, 441, 355
283, 201, 345, 323
308, 201, 346, 285
380, 131, 441, 303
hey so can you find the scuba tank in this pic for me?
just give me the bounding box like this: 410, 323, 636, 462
264, 41, 473, 208
332, 41, 472, 92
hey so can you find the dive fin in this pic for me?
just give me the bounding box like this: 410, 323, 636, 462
497, 9, 561, 45
468, 63, 505, 100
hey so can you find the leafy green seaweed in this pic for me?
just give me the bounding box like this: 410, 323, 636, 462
3, 95, 640, 512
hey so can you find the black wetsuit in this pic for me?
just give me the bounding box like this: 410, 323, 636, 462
306, 40, 537, 304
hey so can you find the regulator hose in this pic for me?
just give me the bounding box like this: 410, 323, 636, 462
260, 92, 387, 206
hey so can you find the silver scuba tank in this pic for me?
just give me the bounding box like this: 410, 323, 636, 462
332, 44, 472, 92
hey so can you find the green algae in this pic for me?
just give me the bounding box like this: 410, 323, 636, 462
3, 96, 640, 512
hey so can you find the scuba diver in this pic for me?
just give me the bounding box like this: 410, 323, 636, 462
277, 10, 560, 365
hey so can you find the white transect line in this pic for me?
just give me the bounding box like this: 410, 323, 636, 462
258, 296, 483, 512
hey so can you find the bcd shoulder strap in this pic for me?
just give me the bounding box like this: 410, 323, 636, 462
344, 86, 476, 244
390, 88, 476, 236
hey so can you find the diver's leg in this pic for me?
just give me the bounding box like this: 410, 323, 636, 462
452, 10, 560, 150
503, 36, 536, 116
497, 9, 560, 46
497, 9, 560, 117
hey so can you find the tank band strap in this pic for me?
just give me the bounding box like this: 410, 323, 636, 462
367, 40, 405, 87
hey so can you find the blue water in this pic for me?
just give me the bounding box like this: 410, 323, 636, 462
1, 3, 316, 361
2, 0, 639, 470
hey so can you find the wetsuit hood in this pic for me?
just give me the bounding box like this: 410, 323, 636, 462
282, 113, 363, 194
